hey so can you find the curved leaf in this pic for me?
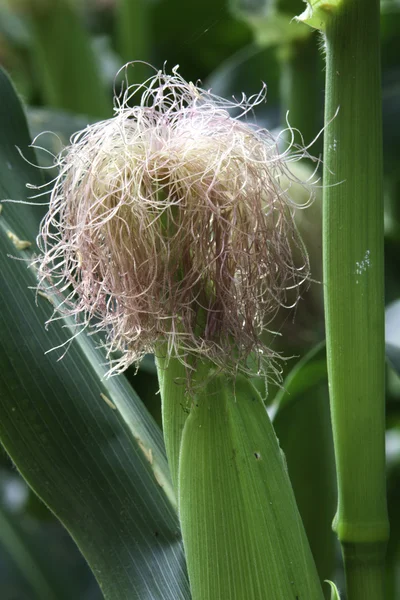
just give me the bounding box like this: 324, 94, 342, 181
0, 68, 189, 600
325, 580, 341, 600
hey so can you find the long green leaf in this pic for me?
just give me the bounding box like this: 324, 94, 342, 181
0, 68, 189, 600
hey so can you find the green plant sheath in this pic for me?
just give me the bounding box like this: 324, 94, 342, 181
322, 0, 389, 598
158, 360, 325, 600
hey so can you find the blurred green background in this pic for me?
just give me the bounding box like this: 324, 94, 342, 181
0, 0, 399, 598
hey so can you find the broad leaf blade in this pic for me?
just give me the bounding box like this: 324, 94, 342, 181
0, 68, 189, 600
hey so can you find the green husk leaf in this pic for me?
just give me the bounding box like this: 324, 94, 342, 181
178, 370, 324, 600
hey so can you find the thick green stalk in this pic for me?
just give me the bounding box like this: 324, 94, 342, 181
322, 1, 389, 598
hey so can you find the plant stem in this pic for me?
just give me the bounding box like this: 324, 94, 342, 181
322, 1, 389, 598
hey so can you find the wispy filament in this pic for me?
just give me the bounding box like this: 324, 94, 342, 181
36, 65, 310, 377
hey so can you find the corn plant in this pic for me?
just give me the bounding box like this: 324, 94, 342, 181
0, 0, 397, 599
